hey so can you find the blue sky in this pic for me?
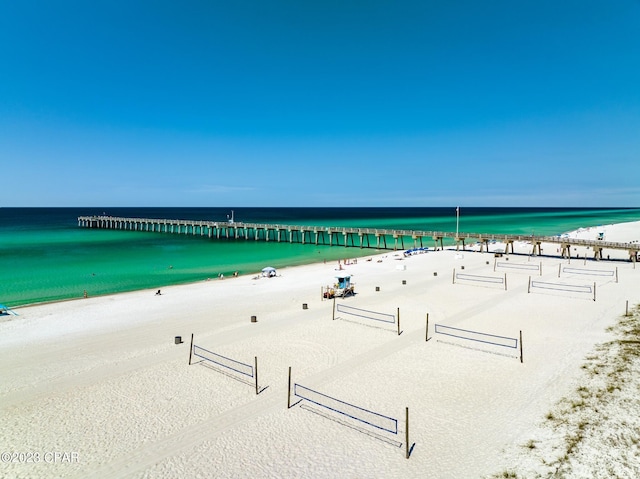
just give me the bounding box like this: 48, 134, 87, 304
1, 1, 639, 207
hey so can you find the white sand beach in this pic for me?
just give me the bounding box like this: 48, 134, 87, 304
1, 221, 639, 479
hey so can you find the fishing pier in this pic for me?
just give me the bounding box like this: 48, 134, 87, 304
78, 215, 639, 262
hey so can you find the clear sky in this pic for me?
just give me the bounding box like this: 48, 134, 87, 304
1, 1, 639, 207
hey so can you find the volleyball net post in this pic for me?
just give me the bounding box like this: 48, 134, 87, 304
405, 407, 414, 459
255, 356, 259, 395
188, 333, 194, 365
332, 296, 336, 320
519, 330, 523, 364
397, 307, 401, 336
425, 313, 430, 342
287, 366, 292, 409
405, 407, 409, 459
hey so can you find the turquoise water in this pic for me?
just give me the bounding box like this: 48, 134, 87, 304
1, 207, 639, 307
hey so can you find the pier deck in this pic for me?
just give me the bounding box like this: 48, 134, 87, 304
78, 215, 639, 261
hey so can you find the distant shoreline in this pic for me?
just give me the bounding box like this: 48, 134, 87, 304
2, 208, 638, 308
6, 219, 640, 311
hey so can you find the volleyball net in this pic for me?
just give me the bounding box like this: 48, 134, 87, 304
335, 303, 396, 324
561, 266, 616, 277
495, 260, 541, 275
192, 344, 254, 378
293, 383, 399, 435
453, 269, 507, 290
434, 323, 518, 350
528, 278, 596, 301
189, 335, 261, 394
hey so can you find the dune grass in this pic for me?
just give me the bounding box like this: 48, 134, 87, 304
488, 304, 640, 479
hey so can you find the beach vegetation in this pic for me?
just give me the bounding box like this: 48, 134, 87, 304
494, 304, 640, 477
486, 470, 520, 478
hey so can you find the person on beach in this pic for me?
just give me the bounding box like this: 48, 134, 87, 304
156, 290, 161, 295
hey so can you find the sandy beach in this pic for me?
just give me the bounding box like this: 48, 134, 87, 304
1, 221, 639, 479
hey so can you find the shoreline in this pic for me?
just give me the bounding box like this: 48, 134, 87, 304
5, 219, 639, 311
3, 249, 384, 310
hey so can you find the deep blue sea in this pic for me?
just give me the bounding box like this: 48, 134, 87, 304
1, 207, 639, 307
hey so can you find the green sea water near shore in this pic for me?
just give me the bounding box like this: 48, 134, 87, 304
1, 207, 639, 307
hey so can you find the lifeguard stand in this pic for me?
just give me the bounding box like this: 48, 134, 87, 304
334, 274, 355, 297
335, 274, 351, 290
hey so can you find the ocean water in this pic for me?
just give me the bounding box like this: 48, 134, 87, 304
1, 207, 639, 307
